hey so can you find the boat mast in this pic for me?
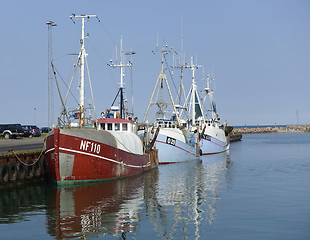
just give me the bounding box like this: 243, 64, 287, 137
190, 57, 197, 123
70, 14, 97, 126
181, 57, 204, 125
143, 44, 180, 125
174, 63, 191, 120
108, 38, 133, 119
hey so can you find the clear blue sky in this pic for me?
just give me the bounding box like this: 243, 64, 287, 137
1, 0, 309, 127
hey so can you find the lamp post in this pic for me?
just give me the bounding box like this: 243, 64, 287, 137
34, 107, 37, 125
46, 20, 57, 128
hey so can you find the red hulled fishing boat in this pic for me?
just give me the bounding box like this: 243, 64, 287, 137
44, 14, 158, 184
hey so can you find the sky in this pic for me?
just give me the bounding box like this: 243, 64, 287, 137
1, 0, 309, 127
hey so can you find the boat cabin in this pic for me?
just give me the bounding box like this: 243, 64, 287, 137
155, 119, 178, 129
96, 118, 135, 133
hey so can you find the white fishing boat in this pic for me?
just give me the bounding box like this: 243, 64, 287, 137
179, 57, 230, 155
142, 45, 199, 164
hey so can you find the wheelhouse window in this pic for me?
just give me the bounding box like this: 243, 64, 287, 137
122, 123, 128, 131
107, 123, 112, 130
100, 123, 105, 130
115, 123, 120, 131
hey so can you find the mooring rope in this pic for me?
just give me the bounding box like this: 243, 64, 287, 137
9, 139, 46, 166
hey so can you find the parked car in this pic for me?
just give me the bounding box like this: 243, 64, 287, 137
41, 127, 52, 133
22, 127, 31, 137
21, 125, 41, 137
0, 124, 24, 139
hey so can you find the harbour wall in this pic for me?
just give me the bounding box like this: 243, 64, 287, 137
0, 151, 46, 187
231, 124, 310, 134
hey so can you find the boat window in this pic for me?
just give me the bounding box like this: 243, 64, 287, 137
115, 123, 120, 131
122, 123, 128, 131
107, 123, 112, 130
100, 123, 105, 130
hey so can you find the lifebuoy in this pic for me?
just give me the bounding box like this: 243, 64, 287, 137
9, 163, 17, 182
17, 162, 26, 180
0, 164, 10, 183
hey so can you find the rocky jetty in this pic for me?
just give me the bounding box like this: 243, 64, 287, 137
231, 125, 310, 134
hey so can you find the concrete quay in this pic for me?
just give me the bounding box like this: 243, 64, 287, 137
231, 125, 310, 134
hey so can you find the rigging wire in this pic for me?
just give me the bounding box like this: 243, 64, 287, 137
163, 54, 178, 95
96, 17, 118, 46
85, 38, 118, 87
53, 64, 79, 105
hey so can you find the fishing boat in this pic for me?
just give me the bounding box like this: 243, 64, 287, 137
179, 58, 230, 155
198, 74, 230, 155
142, 46, 199, 164
44, 14, 158, 184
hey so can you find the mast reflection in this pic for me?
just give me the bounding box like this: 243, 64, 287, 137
146, 152, 231, 239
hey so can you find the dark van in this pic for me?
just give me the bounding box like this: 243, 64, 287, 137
0, 124, 24, 139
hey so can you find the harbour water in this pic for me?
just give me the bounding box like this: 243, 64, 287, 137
0, 133, 309, 239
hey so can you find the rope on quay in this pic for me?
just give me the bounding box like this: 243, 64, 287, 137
8, 140, 46, 167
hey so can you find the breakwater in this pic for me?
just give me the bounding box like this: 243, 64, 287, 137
231, 124, 310, 134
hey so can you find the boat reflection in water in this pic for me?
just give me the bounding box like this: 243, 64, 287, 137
46, 170, 158, 239
0, 151, 231, 239
148, 152, 231, 239
47, 152, 231, 239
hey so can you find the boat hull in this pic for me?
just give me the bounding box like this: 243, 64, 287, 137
151, 128, 198, 164
44, 128, 158, 184
199, 126, 230, 155
200, 135, 230, 155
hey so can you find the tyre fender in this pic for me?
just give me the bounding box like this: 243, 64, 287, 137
0, 164, 10, 183
17, 162, 26, 180
26, 161, 35, 179
9, 163, 17, 182
34, 161, 42, 177
39, 158, 46, 176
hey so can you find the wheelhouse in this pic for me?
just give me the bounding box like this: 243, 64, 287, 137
96, 118, 135, 133
154, 119, 178, 129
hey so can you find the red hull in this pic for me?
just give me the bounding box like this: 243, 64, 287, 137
44, 128, 158, 184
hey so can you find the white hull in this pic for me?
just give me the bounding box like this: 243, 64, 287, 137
200, 136, 229, 155
198, 124, 230, 155
151, 128, 198, 164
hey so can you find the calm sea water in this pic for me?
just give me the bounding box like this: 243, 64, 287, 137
0, 133, 309, 239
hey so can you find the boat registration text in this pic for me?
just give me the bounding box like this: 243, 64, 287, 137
80, 140, 101, 154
